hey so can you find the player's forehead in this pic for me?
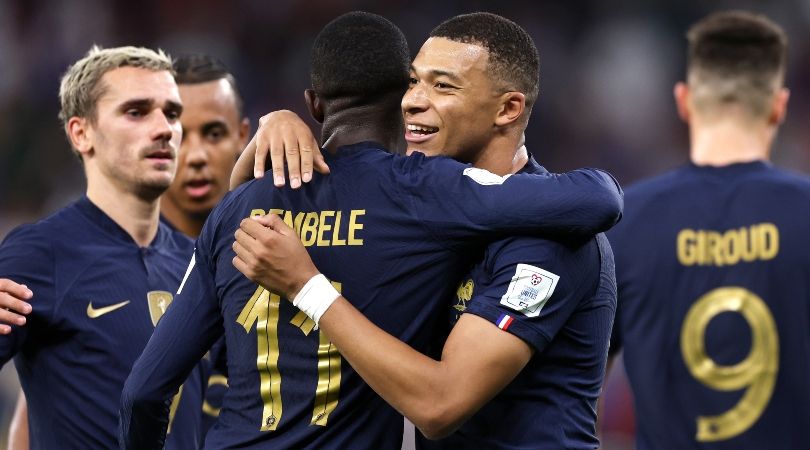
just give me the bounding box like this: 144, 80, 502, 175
411, 37, 490, 81
178, 79, 240, 126
97, 66, 181, 109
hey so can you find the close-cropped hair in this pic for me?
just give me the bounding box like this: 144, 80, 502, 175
174, 53, 244, 116
430, 12, 540, 109
310, 11, 410, 102
687, 10, 787, 118
58, 45, 174, 126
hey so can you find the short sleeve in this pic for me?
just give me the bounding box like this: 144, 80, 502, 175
462, 236, 598, 353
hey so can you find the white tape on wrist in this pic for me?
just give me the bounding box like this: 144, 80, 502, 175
292, 274, 340, 325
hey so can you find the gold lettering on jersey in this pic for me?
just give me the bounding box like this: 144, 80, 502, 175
677, 223, 779, 267
246, 209, 365, 247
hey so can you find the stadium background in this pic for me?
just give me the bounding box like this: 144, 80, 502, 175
0, 0, 807, 448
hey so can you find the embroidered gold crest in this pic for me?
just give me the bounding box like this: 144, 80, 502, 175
147, 290, 174, 326
454, 279, 474, 312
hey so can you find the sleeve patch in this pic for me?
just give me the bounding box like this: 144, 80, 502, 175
499, 263, 559, 317
462, 167, 513, 185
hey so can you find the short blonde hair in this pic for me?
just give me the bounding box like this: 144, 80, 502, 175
58, 45, 174, 126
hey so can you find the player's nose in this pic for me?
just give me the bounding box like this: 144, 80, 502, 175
402, 83, 429, 114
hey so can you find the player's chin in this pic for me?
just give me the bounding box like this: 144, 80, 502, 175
137, 176, 174, 200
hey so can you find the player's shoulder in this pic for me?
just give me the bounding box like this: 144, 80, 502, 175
1, 200, 86, 247
748, 164, 810, 194
487, 233, 603, 281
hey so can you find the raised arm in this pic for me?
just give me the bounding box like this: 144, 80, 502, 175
230, 110, 329, 190
396, 155, 624, 241
119, 252, 224, 450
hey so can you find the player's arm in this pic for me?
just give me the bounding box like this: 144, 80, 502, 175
0, 279, 33, 334
119, 251, 224, 450
230, 110, 329, 190
398, 155, 623, 239
234, 216, 586, 438
8, 392, 28, 450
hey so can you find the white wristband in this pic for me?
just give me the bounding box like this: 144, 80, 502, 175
291, 274, 340, 325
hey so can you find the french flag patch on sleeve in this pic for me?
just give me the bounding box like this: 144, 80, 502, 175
496, 313, 514, 331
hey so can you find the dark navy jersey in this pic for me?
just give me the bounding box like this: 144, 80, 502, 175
0, 197, 205, 450
120, 142, 623, 450
421, 158, 617, 450
609, 161, 810, 450
161, 214, 230, 437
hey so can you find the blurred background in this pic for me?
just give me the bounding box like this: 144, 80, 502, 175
1, 0, 809, 448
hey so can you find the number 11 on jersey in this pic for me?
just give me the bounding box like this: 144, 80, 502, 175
237, 282, 343, 431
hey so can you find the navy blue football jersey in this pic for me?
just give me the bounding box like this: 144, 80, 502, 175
120, 142, 623, 450
609, 161, 810, 449
419, 158, 617, 450
0, 197, 205, 449
161, 214, 230, 437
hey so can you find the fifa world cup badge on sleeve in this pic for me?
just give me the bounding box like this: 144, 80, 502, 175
499, 263, 559, 317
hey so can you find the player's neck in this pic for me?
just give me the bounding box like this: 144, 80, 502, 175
86, 175, 161, 247
690, 119, 772, 166
469, 136, 527, 176
320, 96, 403, 154
159, 200, 204, 238
321, 117, 402, 154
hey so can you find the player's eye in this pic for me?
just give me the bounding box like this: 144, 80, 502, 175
205, 127, 226, 142
125, 109, 144, 118
164, 109, 181, 121
408, 76, 418, 86
435, 82, 455, 90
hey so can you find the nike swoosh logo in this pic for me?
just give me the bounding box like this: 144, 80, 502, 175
86, 300, 131, 319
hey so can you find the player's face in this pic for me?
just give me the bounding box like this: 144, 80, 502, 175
402, 37, 504, 162
164, 79, 245, 217
89, 67, 183, 199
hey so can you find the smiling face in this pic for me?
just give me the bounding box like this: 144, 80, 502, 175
82, 66, 183, 200
402, 37, 505, 163
162, 78, 246, 219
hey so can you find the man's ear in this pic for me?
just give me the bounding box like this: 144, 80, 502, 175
305, 89, 324, 123
674, 82, 690, 123
768, 87, 789, 125
494, 92, 525, 127
66, 117, 93, 158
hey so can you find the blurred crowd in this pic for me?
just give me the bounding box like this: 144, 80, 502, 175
1, 0, 809, 448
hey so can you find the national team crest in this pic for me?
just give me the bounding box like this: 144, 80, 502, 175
147, 290, 174, 326
454, 279, 474, 312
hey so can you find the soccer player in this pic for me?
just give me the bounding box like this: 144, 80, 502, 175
607, 11, 808, 449
119, 11, 622, 450
0, 46, 205, 449
2, 52, 249, 449
234, 13, 615, 449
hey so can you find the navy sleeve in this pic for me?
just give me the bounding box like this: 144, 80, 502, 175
605, 228, 626, 355
463, 236, 598, 352
393, 154, 623, 249
0, 226, 55, 366
119, 246, 224, 450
